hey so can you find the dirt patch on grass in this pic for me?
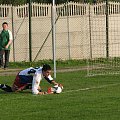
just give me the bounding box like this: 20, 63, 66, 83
0, 67, 88, 76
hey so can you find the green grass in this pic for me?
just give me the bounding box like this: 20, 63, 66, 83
0, 70, 120, 120
9, 59, 87, 69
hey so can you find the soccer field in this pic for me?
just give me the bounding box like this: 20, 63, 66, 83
0, 70, 120, 120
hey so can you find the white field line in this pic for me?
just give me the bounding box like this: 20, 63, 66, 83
62, 83, 120, 93
0, 83, 120, 102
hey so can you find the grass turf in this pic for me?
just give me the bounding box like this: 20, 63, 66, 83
0, 70, 120, 120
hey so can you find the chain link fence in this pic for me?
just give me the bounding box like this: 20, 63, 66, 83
1, 0, 120, 74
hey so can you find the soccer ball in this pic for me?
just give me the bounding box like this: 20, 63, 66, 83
52, 84, 63, 94
55, 86, 62, 93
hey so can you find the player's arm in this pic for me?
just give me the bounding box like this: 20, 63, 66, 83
37, 86, 48, 95
5, 30, 13, 49
51, 80, 63, 88
32, 74, 47, 95
51, 80, 59, 85
34, 87, 48, 95
44, 75, 63, 87
38, 91, 48, 95
44, 75, 58, 85
5, 39, 12, 49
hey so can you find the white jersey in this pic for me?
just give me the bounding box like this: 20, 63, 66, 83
19, 67, 35, 75
18, 67, 53, 95
32, 67, 43, 94
8, 30, 13, 40
32, 67, 53, 94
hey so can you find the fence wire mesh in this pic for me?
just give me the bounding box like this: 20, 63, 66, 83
0, 1, 90, 62
1, 1, 120, 76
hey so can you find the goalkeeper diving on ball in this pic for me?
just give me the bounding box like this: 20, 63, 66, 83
0, 64, 63, 95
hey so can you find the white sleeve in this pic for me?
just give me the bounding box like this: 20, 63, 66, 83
44, 75, 53, 83
48, 75, 53, 80
32, 74, 41, 95
8, 30, 13, 40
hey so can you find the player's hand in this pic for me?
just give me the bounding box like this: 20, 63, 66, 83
47, 87, 54, 94
5, 45, 9, 49
58, 84, 63, 89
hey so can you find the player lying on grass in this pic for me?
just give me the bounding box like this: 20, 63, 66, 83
0, 64, 63, 95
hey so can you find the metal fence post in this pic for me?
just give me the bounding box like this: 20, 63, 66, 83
29, 0, 32, 62
106, 0, 109, 58
52, 0, 56, 79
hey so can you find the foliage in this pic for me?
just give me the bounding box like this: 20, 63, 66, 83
0, 0, 119, 5
0, 0, 27, 5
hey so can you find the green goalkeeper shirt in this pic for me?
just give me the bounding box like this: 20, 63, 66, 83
0, 30, 13, 50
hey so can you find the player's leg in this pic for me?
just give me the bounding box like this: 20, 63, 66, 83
19, 75, 33, 84
4, 50, 10, 69
24, 83, 32, 90
12, 75, 33, 91
0, 50, 4, 68
0, 84, 13, 92
12, 74, 27, 92
19, 75, 33, 90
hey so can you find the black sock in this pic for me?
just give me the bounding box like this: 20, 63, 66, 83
0, 84, 13, 92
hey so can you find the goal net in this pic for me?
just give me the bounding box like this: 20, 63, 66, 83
87, 1, 120, 76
